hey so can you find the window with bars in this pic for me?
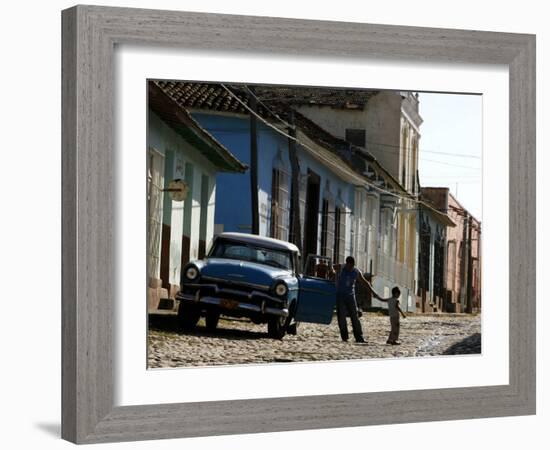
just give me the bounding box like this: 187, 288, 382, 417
270, 167, 290, 241
354, 189, 368, 271
433, 232, 445, 297
333, 204, 346, 265
147, 148, 165, 283
418, 218, 431, 292
320, 197, 335, 259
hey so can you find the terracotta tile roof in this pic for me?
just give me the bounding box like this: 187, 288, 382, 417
253, 86, 378, 109
154, 80, 250, 114
153, 81, 379, 112
148, 82, 247, 173
421, 187, 480, 225
151, 80, 404, 191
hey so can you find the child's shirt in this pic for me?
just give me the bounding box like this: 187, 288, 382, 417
387, 296, 400, 319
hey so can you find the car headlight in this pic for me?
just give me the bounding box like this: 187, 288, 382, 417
274, 282, 288, 297
184, 265, 199, 281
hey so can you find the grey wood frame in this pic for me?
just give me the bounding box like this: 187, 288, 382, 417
62, 5, 536, 444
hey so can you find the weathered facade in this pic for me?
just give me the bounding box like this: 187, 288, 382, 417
270, 89, 422, 311
148, 81, 478, 316
421, 188, 482, 313
151, 82, 406, 280
191, 110, 363, 264
416, 199, 456, 312
146, 82, 247, 311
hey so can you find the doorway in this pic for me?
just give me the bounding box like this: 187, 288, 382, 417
303, 170, 320, 260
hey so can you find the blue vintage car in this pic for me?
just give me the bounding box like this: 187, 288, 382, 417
176, 232, 336, 339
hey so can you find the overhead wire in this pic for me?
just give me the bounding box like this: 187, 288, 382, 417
251, 91, 482, 159
243, 85, 294, 129
196, 127, 481, 169
221, 84, 414, 203
220, 83, 476, 217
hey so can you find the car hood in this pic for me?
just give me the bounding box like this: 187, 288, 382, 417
200, 258, 291, 287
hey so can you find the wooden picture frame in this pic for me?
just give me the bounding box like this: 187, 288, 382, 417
61, 5, 536, 444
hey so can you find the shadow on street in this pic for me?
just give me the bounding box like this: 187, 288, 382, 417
148, 314, 270, 340
442, 333, 481, 355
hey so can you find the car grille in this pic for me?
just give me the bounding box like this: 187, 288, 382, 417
179, 277, 284, 308
201, 276, 269, 292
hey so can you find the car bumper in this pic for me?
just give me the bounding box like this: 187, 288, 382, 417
176, 292, 289, 318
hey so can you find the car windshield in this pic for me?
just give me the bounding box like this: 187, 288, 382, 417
209, 239, 293, 271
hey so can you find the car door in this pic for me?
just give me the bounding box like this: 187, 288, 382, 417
295, 276, 336, 324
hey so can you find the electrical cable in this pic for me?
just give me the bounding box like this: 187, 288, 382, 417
221, 83, 478, 220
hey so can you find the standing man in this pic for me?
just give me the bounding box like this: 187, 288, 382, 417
336, 256, 378, 343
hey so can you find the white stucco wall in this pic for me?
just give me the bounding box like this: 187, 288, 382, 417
147, 111, 218, 287
168, 152, 185, 285
295, 91, 408, 184
364, 92, 403, 179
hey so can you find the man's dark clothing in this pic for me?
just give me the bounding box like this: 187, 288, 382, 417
336, 266, 359, 296
336, 267, 364, 342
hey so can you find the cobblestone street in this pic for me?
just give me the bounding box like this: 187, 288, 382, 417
148, 312, 481, 368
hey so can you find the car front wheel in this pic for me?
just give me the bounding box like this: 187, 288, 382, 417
205, 311, 220, 331
267, 315, 288, 339
177, 302, 200, 331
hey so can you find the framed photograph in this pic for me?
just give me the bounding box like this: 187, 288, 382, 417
62, 5, 536, 444
145, 80, 483, 367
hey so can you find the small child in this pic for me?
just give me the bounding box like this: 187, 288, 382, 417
376, 286, 407, 345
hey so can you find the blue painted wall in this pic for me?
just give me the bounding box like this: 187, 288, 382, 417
192, 112, 356, 247
192, 113, 284, 233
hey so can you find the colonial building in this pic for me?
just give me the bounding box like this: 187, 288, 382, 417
149, 82, 474, 316
151, 82, 407, 294
146, 82, 247, 311
421, 187, 482, 313
416, 197, 456, 312
254, 88, 422, 311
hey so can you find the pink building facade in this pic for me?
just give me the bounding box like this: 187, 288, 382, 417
421, 188, 482, 313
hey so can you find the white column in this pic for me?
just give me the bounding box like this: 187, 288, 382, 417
204, 174, 216, 255
168, 152, 186, 285
189, 166, 202, 260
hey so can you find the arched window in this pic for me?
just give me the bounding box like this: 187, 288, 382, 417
401, 124, 409, 186
411, 136, 418, 193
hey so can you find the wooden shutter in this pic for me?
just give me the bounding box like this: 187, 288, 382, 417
278, 168, 290, 241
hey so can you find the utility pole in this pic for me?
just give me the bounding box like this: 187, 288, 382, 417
287, 109, 302, 251
249, 87, 259, 235
459, 213, 469, 312
465, 214, 473, 313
